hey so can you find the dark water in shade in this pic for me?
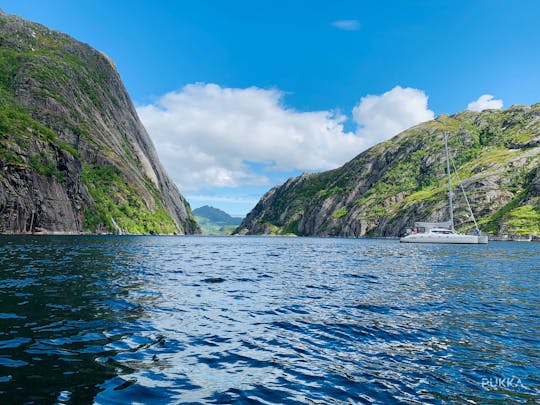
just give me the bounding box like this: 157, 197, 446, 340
0, 236, 538, 404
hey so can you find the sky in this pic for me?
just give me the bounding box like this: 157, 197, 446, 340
2, 0, 540, 216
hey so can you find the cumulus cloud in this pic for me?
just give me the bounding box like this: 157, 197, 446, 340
352, 86, 434, 149
467, 94, 503, 111
187, 194, 260, 204
138, 84, 362, 191
137, 84, 434, 192
332, 20, 361, 31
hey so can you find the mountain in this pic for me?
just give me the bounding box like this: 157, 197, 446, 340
193, 205, 242, 235
0, 11, 199, 234
236, 105, 540, 238
193, 205, 243, 225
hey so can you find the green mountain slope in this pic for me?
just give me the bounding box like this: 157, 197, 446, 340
237, 105, 540, 238
193, 205, 243, 226
0, 11, 199, 234
193, 205, 242, 235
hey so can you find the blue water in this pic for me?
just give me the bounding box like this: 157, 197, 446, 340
0, 236, 538, 404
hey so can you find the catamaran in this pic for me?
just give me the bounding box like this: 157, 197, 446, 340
400, 131, 488, 244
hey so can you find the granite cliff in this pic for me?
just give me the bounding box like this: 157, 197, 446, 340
237, 105, 540, 238
0, 11, 199, 234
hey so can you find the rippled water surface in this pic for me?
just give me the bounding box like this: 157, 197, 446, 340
0, 236, 538, 404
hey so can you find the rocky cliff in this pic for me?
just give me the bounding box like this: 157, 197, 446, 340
0, 11, 199, 234
237, 105, 540, 238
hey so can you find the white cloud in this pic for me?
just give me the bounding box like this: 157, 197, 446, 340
332, 20, 361, 31
187, 194, 260, 204
467, 94, 503, 111
352, 86, 434, 149
138, 83, 361, 191
137, 84, 434, 192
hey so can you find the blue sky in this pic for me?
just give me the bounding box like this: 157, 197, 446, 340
3, 1, 540, 216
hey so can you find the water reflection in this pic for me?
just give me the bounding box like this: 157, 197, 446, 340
0, 236, 152, 403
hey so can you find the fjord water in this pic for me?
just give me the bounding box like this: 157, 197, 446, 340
0, 236, 538, 404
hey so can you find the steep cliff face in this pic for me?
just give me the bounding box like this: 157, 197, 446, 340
237, 105, 540, 238
0, 11, 199, 234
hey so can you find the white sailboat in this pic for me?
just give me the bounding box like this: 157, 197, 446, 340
400, 131, 488, 244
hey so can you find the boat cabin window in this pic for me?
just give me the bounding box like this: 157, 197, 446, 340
417, 227, 426, 233
432, 229, 453, 234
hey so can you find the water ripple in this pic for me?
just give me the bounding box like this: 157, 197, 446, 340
0, 236, 538, 403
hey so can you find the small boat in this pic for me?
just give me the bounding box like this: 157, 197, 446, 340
400, 131, 488, 245
400, 221, 488, 244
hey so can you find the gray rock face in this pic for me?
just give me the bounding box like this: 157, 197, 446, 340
0, 12, 200, 234
237, 105, 540, 238
0, 153, 86, 233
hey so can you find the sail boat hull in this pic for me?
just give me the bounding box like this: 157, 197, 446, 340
400, 233, 488, 244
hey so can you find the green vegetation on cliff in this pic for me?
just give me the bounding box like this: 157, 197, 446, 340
82, 165, 178, 234
238, 105, 540, 239
0, 11, 199, 234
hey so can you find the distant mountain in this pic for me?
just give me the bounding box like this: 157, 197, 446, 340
236, 105, 540, 239
0, 11, 199, 234
193, 205, 242, 235
193, 206, 243, 225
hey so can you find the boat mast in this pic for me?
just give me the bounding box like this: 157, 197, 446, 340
444, 131, 455, 231
451, 159, 480, 234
